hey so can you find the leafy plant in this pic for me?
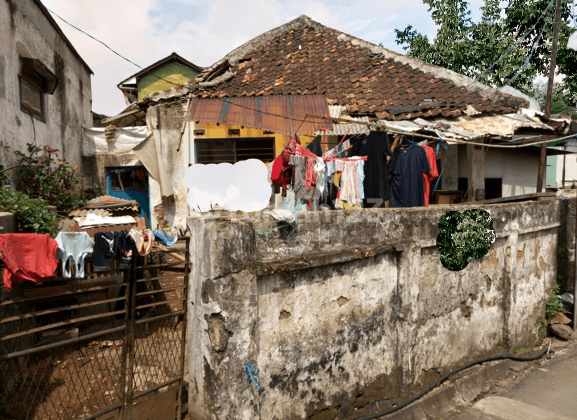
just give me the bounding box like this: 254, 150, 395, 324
0, 186, 56, 235
546, 283, 563, 317
437, 209, 496, 271
14, 144, 86, 216
394, 0, 577, 107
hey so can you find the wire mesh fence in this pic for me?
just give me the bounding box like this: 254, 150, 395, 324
0, 238, 190, 420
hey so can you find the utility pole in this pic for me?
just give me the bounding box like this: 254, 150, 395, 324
538, 0, 563, 192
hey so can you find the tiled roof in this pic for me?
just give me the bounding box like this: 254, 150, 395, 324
147, 15, 528, 121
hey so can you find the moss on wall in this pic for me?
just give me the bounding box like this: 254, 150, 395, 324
138, 61, 199, 101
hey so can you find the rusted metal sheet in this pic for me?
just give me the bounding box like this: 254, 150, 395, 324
189, 95, 332, 136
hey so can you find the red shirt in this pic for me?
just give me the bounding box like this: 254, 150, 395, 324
421, 145, 439, 207
0, 234, 59, 291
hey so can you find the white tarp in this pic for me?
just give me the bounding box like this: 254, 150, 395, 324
133, 135, 175, 197
83, 126, 149, 156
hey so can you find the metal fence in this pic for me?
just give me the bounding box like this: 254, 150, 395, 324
0, 237, 190, 420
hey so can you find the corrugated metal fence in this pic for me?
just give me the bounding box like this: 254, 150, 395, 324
0, 238, 190, 420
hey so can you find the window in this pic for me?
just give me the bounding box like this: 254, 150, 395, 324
195, 138, 275, 164
108, 167, 149, 191
19, 57, 59, 122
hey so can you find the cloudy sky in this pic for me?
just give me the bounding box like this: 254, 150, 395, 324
41, 0, 486, 117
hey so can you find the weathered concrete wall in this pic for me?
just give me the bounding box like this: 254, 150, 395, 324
556, 191, 577, 294
187, 200, 561, 420
0, 0, 92, 182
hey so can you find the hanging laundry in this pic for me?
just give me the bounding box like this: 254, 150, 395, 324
117, 231, 136, 269
305, 158, 317, 190
270, 151, 292, 191
129, 229, 155, 256
421, 144, 439, 207
289, 155, 322, 201
280, 189, 308, 214
335, 160, 362, 207
94, 232, 119, 272
55, 232, 95, 278
389, 144, 431, 208
0, 234, 59, 291
314, 157, 327, 197
351, 131, 392, 207
154, 227, 178, 247
358, 160, 365, 200
305, 136, 323, 157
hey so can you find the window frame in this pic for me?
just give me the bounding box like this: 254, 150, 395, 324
19, 73, 46, 122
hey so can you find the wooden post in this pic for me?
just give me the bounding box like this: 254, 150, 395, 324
538, 0, 563, 192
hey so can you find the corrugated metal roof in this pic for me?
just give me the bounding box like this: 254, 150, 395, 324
188, 95, 332, 136
315, 105, 370, 136
86, 195, 139, 209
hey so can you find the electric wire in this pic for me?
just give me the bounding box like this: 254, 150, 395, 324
501, 4, 553, 89
45, 7, 143, 70
470, 0, 555, 85
354, 341, 554, 420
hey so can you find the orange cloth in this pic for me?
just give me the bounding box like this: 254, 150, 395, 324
421, 145, 439, 207
0, 234, 59, 291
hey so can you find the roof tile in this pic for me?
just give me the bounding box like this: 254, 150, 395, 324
183, 16, 528, 120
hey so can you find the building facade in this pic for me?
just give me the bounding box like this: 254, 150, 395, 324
0, 0, 93, 181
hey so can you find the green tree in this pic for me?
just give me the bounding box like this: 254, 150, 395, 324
395, 0, 577, 102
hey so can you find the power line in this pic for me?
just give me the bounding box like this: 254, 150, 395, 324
468, 0, 555, 87
46, 7, 143, 70
501, 4, 553, 89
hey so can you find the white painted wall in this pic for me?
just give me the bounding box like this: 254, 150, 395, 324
552, 148, 577, 189
458, 145, 544, 197
0, 0, 92, 176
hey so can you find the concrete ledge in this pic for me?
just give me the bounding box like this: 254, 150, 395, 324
256, 241, 411, 275
0, 212, 15, 233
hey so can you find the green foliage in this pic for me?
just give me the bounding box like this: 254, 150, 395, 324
14, 144, 86, 216
515, 346, 535, 354
546, 283, 563, 316
395, 0, 577, 105
437, 209, 496, 271
0, 186, 56, 235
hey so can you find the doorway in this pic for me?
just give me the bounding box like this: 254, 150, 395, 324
106, 166, 151, 227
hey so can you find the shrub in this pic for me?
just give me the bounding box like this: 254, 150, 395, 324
546, 283, 564, 317
14, 144, 86, 215
0, 186, 56, 235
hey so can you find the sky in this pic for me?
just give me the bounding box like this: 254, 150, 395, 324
41, 0, 486, 117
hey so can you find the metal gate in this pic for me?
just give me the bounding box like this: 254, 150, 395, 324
0, 237, 190, 420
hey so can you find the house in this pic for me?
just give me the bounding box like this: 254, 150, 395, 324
95, 15, 575, 230
117, 52, 202, 105
0, 0, 93, 184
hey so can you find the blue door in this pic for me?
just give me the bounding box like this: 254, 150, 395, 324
106, 166, 151, 227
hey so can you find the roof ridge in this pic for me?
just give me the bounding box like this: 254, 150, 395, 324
143, 15, 527, 112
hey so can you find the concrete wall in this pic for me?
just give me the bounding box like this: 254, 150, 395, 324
0, 0, 92, 182
187, 199, 562, 420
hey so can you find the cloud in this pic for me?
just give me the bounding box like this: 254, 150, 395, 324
184, 160, 271, 212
